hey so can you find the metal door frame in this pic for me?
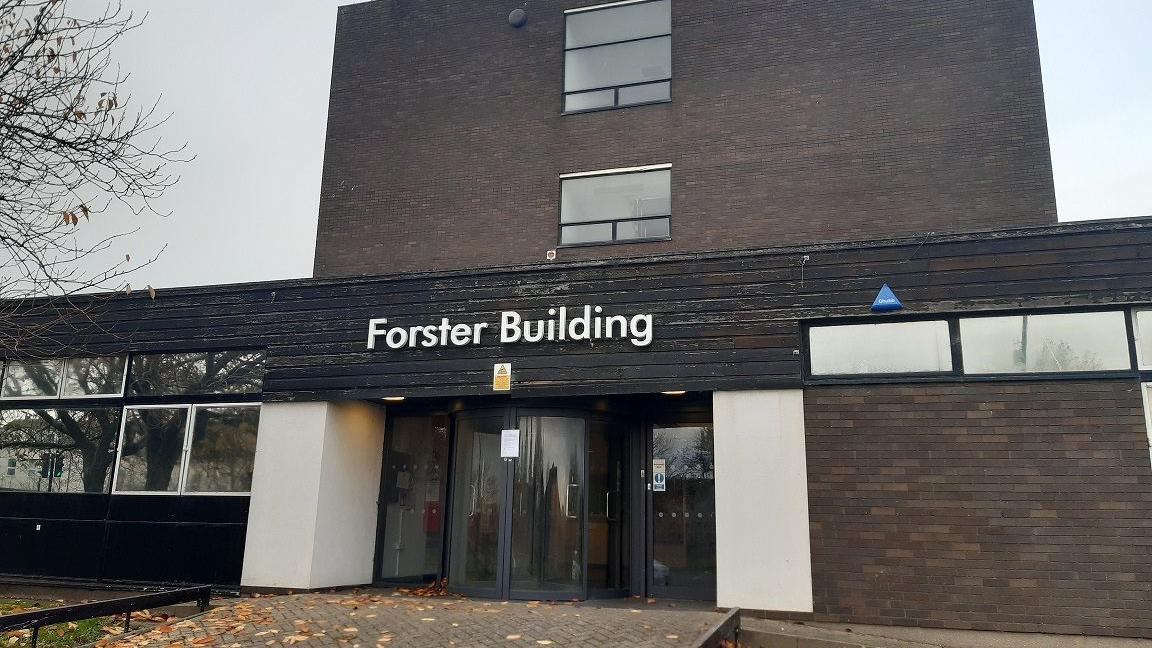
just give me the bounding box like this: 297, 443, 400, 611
442, 405, 635, 600
644, 417, 718, 601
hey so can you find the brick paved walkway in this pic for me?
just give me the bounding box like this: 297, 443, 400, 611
98, 590, 723, 647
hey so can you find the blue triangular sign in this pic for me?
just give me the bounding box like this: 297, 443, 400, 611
871, 283, 903, 312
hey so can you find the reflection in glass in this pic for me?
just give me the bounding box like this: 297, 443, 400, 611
379, 414, 450, 582
651, 425, 716, 598
561, 170, 671, 224
510, 416, 585, 596
588, 419, 627, 593
560, 223, 614, 245
1134, 310, 1152, 368
115, 407, 189, 492
616, 217, 670, 241
1, 359, 63, 398
960, 312, 1130, 374
565, 0, 670, 49
129, 351, 264, 396
617, 81, 671, 106
809, 320, 952, 375
564, 89, 615, 113
62, 356, 126, 397
564, 37, 671, 94
448, 417, 503, 591
0, 408, 121, 493
184, 406, 261, 493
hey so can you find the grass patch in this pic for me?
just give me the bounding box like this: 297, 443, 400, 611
1, 599, 112, 648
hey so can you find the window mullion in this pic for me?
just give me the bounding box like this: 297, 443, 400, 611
177, 405, 196, 495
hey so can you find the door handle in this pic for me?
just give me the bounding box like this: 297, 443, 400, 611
566, 483, 580, 519
605, 490, 619, 522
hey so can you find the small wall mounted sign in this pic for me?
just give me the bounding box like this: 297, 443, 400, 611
871, 283, 904, 312
493, 363, 512, 391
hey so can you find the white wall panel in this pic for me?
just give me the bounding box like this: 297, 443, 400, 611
712, 390, 813, 612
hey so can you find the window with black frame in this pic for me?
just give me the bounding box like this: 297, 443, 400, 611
959, 311, 1130, 374
0, 350, 264, 496
0, 408, 122, 493
808, 320, 954, 376
559, 166, 671, 245
564, 0, 671, 113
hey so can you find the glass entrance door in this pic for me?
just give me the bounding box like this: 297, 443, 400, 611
648, 425, 716, 599
508, 414, 585, 599
445, 408, 629, 600
447, 413, 505, 596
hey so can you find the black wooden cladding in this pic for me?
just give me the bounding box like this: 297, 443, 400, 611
3, 218, 1152, 401
0, 493, 249, 586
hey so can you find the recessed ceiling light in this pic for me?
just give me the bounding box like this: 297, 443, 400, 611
660, 390, 687, 396
382, 396, 406, 402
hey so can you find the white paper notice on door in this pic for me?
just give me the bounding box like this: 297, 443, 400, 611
500, 429, 521, 458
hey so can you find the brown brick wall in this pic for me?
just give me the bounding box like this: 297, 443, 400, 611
314, 0, 1056, 278
805, 381, 1152, 638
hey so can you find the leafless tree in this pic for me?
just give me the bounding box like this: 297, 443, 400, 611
0, 0, 182, 354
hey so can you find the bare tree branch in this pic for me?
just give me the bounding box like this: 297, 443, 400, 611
0, 0, 184, 355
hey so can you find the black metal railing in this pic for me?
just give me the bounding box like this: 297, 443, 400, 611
0, 585, 212, 648
691, 607, 741, 648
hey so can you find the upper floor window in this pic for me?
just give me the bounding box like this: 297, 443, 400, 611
559, 165, 671, 246
564, 0, 672, 113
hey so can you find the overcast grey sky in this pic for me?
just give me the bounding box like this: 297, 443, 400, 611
83, 0, 1152, 289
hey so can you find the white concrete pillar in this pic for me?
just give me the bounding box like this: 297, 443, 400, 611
241, 401, 386, 590
712, 390, 813, 612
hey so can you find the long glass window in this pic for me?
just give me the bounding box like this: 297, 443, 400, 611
808, 320, 953, 376
564, 0, 671, 112
1, 356, 127, 400
1134, 309, 1152, 369
114, 404, 260, 495
560, 167, 671, 245
1, 359, 64, 398
129, 351, 264, 396
0, 408, 123, 493
960, 311, 1130, 374
62, 356, 127, 397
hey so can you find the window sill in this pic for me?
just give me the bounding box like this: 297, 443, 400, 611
556, 236, 671, 250
562, 98, 671, 117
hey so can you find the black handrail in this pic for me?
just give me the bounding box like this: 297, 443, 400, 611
691, 607, 741, 648
0, 585, 212, 648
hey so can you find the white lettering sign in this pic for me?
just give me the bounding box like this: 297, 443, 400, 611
367, 305, 653, 350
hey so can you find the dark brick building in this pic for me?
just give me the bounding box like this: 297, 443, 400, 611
3, 0, 1151, 641
314, 0, 1056, 276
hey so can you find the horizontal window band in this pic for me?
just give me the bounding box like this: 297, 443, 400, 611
562, 97, 672, 116
564, 0, 664, 15
560, 163, 671, 179
564, 33, 671, 52
560, 214, 671, 226
565, 78, 671, 94
556, 235, 672, 249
